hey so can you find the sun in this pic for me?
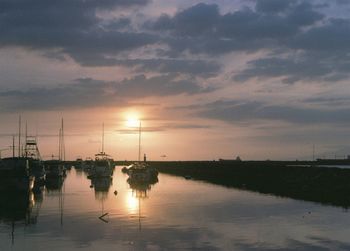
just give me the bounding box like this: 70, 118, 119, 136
126, 113, 140, 127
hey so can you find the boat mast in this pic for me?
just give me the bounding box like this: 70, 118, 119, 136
59, 126, 61, 161
59, 118, 65, 161
18, 115, 21, 157
138, 121, 141, 162
62, 118, 65, 161
102, 123, 104, 153
25, 121, 28, 158
12, 135, 15, 158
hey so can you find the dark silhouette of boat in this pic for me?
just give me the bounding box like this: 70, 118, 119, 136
44, 159, 65, 179
24, 134, 45, 186
44, 119, 67, 180
125, 120, 158, 182
89, 152, 114, 178
0, 157, 34, 192
83, 157, 94, 171
74, 157, 83, 169
127, 162, 158, 183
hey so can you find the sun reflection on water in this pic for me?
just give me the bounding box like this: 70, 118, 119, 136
126, 190, 138, 214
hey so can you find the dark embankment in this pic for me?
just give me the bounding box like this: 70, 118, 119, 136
147, 161, 350, 208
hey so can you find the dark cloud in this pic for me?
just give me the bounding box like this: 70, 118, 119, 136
151, 3, 220, 36
235, 49, 350, 83
234, 53, 343, 83
149, 1, 323, 55
255, 0, 295, 13
0, 0, 153, 66
0, 0, 348, 89
303, 96, 350, 107
192, 100, 350, 125
146, 1, 350, 83
0, 75, 215, 112
112, 58, 221, 77
336, 0, 350, 5
116, 74, 216, 97
290, 18, 350, 52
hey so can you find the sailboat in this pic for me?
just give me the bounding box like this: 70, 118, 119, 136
126, 121, 158, 182
89, 123, 113, 178
45, 119, 65, 179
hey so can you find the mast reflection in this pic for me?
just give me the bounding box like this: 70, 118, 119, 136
89, 176, 113, 222
45, 176, 65, 227
126, 173, 159, 230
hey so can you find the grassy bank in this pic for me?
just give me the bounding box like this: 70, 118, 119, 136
142, 161, 350, 208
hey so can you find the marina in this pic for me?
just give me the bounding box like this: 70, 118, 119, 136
2, 0, 350, 250
1, 167, 350, 250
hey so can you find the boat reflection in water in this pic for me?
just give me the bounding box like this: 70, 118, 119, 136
44, 174, 65, 227
90, 177, 113, 198
0, 181, 42, 245
127, 172, 159, 230
127, 174, 158, 197
89, 176, 113, 222
45, 176, 65, 191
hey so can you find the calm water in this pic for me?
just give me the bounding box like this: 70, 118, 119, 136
1, 167, 350, 251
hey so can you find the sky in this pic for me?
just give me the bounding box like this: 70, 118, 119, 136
1, 0, 350, 161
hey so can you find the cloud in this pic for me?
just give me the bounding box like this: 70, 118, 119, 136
116, 74, 216, 97
1, 0, 346, 84
112, 58, 221, 77
336, 0, 350, 5
190, 100, 350, 125
303, 96, 350, 107
255, 0, 295, 13
0, 75, 216, 112
148, 1, 323, 55
151, 3, 220, 37
233, 53, 349, 83
0, 0, 153, 66
290, 18, 350, 52
144, 1, 350, 83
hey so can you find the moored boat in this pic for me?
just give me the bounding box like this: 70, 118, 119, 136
88, 123, 114, 178
44, 160, 65, 179
125, 120, 158, 183
0, 157, 35, 192
89, 152, 113, 178
25, 135, 45, 186
127, 162, 158, 183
